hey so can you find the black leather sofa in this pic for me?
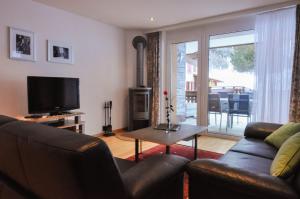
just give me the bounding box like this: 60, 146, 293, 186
0, 115, 188, 199
187, 122, 300, 199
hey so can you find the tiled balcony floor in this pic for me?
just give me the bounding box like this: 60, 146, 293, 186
180, 103, 248, 137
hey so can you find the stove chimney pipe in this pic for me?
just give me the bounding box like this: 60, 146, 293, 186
132, 36, 147, 87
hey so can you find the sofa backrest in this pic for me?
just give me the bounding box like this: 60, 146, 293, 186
0, 118, 127, 199
0, 115, 17, 127
244, 122, 282, 139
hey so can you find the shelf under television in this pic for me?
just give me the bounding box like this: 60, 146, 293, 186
16, 112, 85, 134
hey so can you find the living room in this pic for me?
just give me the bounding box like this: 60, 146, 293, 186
1, 0, 300, 198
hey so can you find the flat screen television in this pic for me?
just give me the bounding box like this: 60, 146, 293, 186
27, 76, 80, 114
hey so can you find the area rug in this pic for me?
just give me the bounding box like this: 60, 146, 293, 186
126, 144, 222, 199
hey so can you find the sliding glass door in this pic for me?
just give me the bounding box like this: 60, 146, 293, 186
171, 41, 199, 125
208, 31, 255, 136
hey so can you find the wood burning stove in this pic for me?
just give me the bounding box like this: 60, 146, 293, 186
128, 88, 151, 130
128, 36, 151, 131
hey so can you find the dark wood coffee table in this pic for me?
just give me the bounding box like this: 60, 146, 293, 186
122, 124, 207, 162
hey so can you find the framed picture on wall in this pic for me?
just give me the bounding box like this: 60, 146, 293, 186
9, 27, 36, 61
47, 40, 73, 64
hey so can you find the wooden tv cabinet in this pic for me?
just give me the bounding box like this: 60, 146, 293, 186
17, 112, 85, 134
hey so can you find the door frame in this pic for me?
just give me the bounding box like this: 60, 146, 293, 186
163, 16, 255, 129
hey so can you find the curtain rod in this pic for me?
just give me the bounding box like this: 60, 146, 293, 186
144, 0, 299, 34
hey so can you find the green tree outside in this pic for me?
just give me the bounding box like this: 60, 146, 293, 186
209, 47, 232, 70
230, 44, 254, 72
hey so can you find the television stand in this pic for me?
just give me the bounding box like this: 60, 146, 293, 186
16, 112, 85, 134
49, 111, 72, 116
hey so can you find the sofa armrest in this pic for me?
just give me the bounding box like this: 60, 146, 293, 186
186, 159, 298, 199
122, 155, 188, 199
244, 122, 282, 139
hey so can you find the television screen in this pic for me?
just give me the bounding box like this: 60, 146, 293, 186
27, 76, 80, 114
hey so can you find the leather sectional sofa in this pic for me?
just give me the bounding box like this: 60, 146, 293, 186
0, 115, 188, 199
187, 122, 300, 199
1, 114, 300, 199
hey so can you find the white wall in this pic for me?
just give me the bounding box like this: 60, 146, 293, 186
0, 0, 128, 135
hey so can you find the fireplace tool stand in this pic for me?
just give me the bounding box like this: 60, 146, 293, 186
103, 101, 115, 136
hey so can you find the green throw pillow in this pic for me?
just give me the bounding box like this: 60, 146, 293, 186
265, 122, 300, 148
271, 132, 300, 178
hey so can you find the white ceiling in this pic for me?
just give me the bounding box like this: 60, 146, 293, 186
33, 0, 291, 29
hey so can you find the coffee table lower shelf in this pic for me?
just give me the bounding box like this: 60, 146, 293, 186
134, 134, 198, 162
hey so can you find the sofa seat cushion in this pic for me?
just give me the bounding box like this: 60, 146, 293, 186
220, 151, 273, 174
230, 138, 278, 160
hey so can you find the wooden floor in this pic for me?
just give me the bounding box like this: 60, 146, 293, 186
100, 132, 237, 159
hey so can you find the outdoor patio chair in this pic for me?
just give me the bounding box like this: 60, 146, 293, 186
208, 93, 223, 129
226, 94, 250, 130
218, 91, 229, 98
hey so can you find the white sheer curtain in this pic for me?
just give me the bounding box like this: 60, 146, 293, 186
253, 7, 296, 123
